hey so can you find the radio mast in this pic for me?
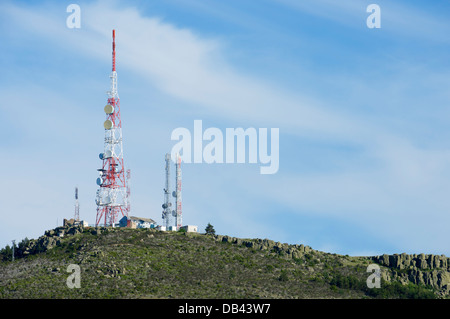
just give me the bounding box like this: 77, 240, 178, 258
162, 153, 172, 229
172, 153, 182, 230
95, 30, 129, 226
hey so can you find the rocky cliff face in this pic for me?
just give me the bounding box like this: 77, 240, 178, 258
371, 253, 450, 297
373, 253, 450, 270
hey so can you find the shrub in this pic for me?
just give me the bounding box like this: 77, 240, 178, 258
365, 281, 436, 299
278, 270, 289, 282
329, 273, 364, 290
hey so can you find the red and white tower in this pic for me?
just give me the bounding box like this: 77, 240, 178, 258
95, 29, 129, 226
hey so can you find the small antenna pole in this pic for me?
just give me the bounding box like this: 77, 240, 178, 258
112, 29, 116, 72
12, 240, 15, 261
74, 187, 80, 222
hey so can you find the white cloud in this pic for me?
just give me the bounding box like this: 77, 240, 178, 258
2, 1, 362, 140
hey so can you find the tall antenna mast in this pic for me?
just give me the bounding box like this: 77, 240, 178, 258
172, 153, 182, 230
95, 29, 129, 227
74, 187, 80, 222
162, 153, 172, 229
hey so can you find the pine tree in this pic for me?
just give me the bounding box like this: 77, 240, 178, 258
205, 223, 215, 235
0, 245, 12, 261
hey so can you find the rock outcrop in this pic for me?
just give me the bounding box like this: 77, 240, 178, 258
21, 224, 94, 256
371, 253, 450, 297
213, 235, 313, 259
373, 253, 450, 271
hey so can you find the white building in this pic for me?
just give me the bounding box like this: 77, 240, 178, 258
181, 225, 198, 233
119, 216, 157, 229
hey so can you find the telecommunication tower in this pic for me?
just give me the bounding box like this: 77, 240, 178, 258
162, 153, 172, 229
172, 153, 182, 230
95, 29, 129, 227
74, 187, 80, 222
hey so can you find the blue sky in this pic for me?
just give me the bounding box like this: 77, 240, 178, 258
1, 0, 450, 256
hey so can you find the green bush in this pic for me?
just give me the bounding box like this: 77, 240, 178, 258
278, 270, 289, 282
0, 245, 13, 262
365, 281, 436, 299
329, 273, 365, 290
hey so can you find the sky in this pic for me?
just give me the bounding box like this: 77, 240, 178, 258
1, 0, 450, 256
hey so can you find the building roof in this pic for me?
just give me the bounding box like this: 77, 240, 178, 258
127, 216, 156, 224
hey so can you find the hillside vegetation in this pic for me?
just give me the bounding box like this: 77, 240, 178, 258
0, 225, 447, 299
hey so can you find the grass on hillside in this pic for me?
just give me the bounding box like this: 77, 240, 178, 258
0, 227, 437, 299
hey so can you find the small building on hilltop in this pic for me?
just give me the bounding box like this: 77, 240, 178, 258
181, 225, 198, 233
119, 216, 157, 229
63, 218, 88, 228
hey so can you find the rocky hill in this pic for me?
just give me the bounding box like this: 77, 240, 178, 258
0, 224, 448, 299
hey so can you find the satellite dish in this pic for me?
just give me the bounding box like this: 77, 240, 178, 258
168, 203, 172, 207
162, 203, 167, 209
99, 153, 104, 160
104, 150, 113, 158
104, 120, 113, 130
104, 104, 114, 114
96, 177, 103, 186
172, 191, 177, 197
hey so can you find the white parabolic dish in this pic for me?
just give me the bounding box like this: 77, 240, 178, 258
104, 119, 113, 130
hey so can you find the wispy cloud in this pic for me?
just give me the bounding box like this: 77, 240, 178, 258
2, 1, 361, 139
275, 0, 450, 43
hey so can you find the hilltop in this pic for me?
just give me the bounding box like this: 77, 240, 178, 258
0, 224, 448, 299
